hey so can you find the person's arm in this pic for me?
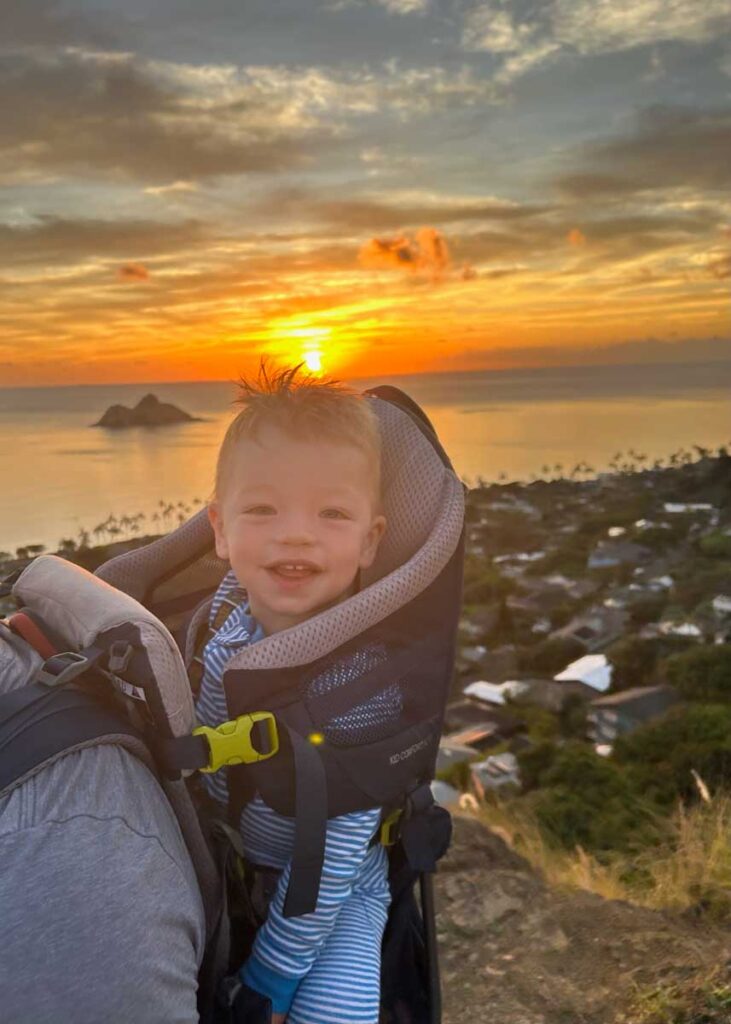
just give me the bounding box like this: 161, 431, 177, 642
0, 745, 206, 1024
240, 807, 383, 1018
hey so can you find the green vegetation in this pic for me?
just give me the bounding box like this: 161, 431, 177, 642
614, 703, 731, 806
699, 531, 731, 559
518, 635, 586, 673
663, 644, 731, 702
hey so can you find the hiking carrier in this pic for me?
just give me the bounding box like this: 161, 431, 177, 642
0, 386, 464, 1023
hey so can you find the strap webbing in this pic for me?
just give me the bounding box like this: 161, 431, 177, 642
189, 597, 239, 692
0, 683, 148, 795
281, 726, 328, 918
7, 612, 57, 660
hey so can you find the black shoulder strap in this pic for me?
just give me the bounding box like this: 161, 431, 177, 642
0, 682, 152, 795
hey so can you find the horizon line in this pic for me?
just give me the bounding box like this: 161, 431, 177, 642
3, 354, 731, 392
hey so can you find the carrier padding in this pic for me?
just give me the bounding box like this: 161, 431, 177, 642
14, 555, 196, 739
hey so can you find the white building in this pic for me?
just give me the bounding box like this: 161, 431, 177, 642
554, 654, 613, 693
463, 679, 530, 706
712, 594, 731, 618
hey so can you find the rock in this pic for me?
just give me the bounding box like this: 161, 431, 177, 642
93, 393, 201, 429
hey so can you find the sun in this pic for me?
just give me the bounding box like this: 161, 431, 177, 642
303, 349, 323, 373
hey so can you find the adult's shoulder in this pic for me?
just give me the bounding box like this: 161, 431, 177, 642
0, 743, 206, 1023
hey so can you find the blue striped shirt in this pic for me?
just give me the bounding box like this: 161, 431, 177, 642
195, 572, 396, 1017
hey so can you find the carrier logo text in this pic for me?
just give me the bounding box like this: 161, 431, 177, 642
390, 737, 429, 765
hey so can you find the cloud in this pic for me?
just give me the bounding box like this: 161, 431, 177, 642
1, 0, 120, 49
0, 49, 505, 184
551, 0, 731, 55
359, 226, 450, 278
567, 228, 586, 246
461, 0, 731, 83
707, 251, 731, 280
0, 216, 208, 266
557, 106, 731, 198
118, 262, 149, 282
257, 187, 547, 230
374, 0, 429, 13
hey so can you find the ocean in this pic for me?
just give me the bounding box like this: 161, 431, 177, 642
1, 361, 729, 556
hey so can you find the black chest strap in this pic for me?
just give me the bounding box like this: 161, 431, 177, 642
0, 682, 151, 796
228, 722, 328, 918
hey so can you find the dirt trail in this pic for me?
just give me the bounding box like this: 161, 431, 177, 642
437, 815, 730, 1024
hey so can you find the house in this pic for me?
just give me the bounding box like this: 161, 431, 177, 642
459, 604, 499, 641
712, 594, 731, 618
664, 502, 714, 514
588, 541, 652, 570
554, 653, 613, 693
493, 551, 546, 565
436, 740, 478, 776
471, 752, 520, 792
458, 644, 518, 681
659, 620, 703, 639
463, 679, 531, 706
552, 606, 627, 652
588, 685, 679, 744
443, 700, 525, 751
510, 677, 596, 713
487, 495, 542, 520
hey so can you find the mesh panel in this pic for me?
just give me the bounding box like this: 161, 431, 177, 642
226, 473, 463, 671
97, 509, 218, 601
306, 643, 402, 745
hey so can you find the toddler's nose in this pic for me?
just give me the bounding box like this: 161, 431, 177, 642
276, 514, 315, 546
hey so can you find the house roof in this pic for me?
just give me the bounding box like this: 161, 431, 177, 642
463, 679, 530, 705
590, 684, 676, 707
554, 654, 612, 692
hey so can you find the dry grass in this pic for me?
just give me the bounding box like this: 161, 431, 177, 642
477, 793, 731, 917
618, 965, 731, 1024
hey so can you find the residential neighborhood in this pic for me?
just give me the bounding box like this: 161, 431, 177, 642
440, 445, 731, 799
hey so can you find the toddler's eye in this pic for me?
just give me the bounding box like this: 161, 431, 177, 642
244, 505, 276, 515
321, 508, 348, 520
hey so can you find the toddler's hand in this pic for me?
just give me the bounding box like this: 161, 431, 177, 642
271, 1014, 286, 1024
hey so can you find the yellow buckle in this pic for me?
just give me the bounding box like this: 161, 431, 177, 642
193, 712, 279, 773
380, 808, 402, 847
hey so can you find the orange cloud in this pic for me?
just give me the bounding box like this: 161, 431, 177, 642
359, 226, 450, 279
567, 228, 587, 246
118, 262, 150, 282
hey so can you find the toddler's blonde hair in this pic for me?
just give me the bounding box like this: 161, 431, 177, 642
214, 362, 382, 500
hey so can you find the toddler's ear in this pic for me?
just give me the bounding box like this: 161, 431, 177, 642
359, 514, 387, 570
208, 502, 229, 560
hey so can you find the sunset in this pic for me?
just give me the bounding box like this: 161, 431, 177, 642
1, 0, 729, 387
3, 5, 731, 1021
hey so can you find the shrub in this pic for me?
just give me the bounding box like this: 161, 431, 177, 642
699, 532, 731, 559
607, 636, 660, 691
519, 635, 587, 674
524, 742, 659, 853
662, 644, 731, 703
613, 703, 731, 806
517, 740, 558, 792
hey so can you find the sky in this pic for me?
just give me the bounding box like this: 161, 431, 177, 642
1, 0, 730, 386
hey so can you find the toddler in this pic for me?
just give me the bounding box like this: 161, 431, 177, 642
196, 363, 395, 1024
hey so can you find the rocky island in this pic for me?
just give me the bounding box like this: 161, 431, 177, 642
92, 393, 201, 428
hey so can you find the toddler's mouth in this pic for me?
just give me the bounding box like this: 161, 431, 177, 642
267, 561, 321, 580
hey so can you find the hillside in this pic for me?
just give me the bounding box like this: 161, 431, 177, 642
439, 815, 731, 1024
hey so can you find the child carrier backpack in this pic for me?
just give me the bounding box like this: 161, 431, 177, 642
0, 385, 464, 1023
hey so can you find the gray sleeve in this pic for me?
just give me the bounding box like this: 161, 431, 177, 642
0, 744, 206, 1024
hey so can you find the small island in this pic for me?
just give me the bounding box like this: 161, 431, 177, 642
92, 393, 201, 429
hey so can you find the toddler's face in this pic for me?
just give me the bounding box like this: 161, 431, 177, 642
209, 424, 386, 635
